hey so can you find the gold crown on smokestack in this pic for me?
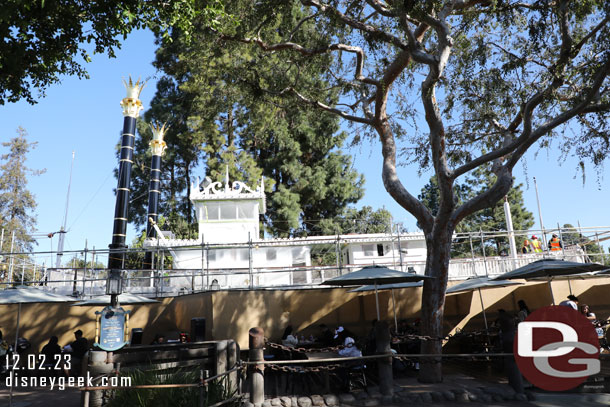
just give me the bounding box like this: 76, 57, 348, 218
120, 76, 145, 118
123, 76, 146, 99
150, 121, 168, 156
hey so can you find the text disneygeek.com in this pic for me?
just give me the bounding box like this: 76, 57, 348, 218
5, 372, 132, 391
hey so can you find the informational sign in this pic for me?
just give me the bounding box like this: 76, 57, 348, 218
95, 306, 130, 351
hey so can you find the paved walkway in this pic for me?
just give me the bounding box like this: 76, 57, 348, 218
2, 369, 610, 406
0, 387, 81, 407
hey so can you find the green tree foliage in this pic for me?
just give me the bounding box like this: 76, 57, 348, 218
312, 206, 393, 268
318, 206, 393, 235
219, 0, 610, 382
560, 223, 610, 264
0, 0, 226, 105
419, 170, 535, 257
0, 128, 45, 282
0, 127, 45, 253
128, 5, 364, 238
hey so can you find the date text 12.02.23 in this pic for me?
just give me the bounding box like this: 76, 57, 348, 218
5, 354, 71, 370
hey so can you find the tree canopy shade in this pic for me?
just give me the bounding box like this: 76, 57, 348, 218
0, 0, 225, 105
216, 0, 610, 382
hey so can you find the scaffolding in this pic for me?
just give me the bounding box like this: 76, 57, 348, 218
0, 225, 607, 298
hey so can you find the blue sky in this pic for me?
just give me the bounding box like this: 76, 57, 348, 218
1, 29, 609, 267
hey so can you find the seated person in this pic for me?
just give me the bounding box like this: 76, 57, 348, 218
559, 295, 578, 310
150, 333, 166, 345
41, 336, 62, 360
338, 337, 362, 358
281, 325, 298, 348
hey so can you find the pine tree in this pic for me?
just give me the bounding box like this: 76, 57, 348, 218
0, 127, 45, 251
318, 206, 393, 235
0, 128, 45, 280
419, 169, 535, 257
127, 7, 364, 238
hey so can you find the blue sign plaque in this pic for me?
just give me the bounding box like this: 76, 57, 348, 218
95, 306, 130, 351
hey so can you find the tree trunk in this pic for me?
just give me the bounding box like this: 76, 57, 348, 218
418, 226, 454, 383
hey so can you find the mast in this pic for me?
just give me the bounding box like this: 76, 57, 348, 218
55, 150, 75, 268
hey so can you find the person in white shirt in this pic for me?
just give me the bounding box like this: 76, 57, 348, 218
559, 295, 579, 310
338, 337, 362, 358
281, 325, 298, 348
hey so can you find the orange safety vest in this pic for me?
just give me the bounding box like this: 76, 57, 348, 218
531, 239, 542, 253
549, 237, 562, 251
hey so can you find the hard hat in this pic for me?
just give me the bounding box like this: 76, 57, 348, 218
531, 235, 537, 239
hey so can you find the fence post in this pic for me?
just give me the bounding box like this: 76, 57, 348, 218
375, 321, 393, 397
216, 339, 228, 377
228, 339, 239, 394
249, 327, 265, 406
81, 350, 113, 407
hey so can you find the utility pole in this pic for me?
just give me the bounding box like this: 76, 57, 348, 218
56, 151, 75, 268
533, 177, 548, 250
503, 196, 518, 268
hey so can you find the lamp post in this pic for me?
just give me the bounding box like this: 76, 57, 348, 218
144, 122, 167, 269
107, 77, 144, 306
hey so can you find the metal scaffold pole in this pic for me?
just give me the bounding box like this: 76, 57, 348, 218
200, 236, 205, 290
248, 233, 253, 289
480, 229, 489, 277
8, 230, 15, 284
396, 224, 404, 272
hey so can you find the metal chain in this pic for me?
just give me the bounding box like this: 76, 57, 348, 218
393, 328, 496, 343
264, 338, 344, 354
266, 363, 343, 373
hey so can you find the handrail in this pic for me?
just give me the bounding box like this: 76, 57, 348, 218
79, 364, 242, 391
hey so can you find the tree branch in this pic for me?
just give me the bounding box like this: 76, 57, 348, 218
222, 33, 381, 87
301, 0, 407, 48
508, 55, 610, 167
285, 87, 373, 125
375, 23, 433, 230
451, 167, 513, 225
365, 0, 395, 17
287, 12, 320, 41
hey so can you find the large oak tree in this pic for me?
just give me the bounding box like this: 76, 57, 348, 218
214, 0, 610, 382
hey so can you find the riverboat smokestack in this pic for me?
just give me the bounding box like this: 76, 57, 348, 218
144, 122, 167, 269
107, 77, 144, 305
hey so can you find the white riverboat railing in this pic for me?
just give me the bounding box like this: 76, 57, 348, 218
0, 226, 607, 297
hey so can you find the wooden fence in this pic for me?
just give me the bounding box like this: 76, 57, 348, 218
83, 340, 239, 407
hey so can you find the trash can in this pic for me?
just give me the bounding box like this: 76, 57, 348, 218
131, 328, 143, 345
191, 318, 206, 342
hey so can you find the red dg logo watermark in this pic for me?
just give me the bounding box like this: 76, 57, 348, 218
514, 305, 600, 391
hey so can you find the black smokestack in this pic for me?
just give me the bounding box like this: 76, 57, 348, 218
144, 122, 167, 269
107, 77, 144, 304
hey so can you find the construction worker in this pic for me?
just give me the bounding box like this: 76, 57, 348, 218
530, 235, 543, 253
521, 238, 532, 254
548, 234, 563, 251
